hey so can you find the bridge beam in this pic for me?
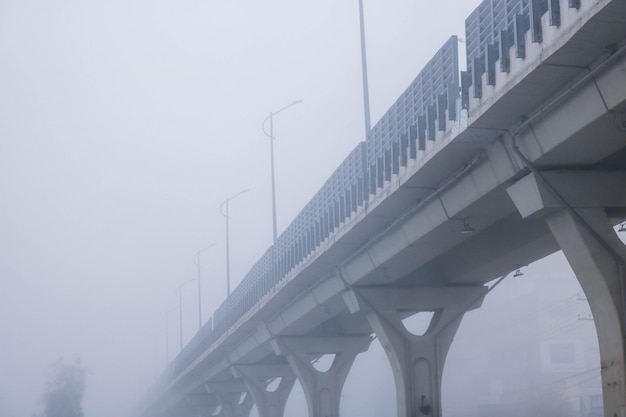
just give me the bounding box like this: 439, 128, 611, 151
271, 335, 372, 417
231, 364, 296, 417
205, 381, 254, 417
508, 172, 626, 417
343, 285, 487, 417
506, 171, 626, 220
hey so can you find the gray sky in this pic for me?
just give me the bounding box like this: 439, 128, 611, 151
0, 1, 518, 416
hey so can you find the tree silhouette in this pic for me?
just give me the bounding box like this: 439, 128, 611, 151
43, 359, 86, 417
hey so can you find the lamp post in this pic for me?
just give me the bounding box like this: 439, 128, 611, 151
262, 100, 302, 244
358, 0, 372, 136
194, 243, 216, 330
163, 312, 170, 366
220, 189, 250, 297
176, 278, 195, 351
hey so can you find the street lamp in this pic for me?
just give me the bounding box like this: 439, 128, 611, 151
176, 278, 195, 351
194, 243, 216, 330
220, 189, 250, 297
163, 312, 170, 366
358, 0, 372, 136
262, 100, 302, 244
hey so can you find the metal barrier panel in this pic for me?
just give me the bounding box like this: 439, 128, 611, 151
207, 37, 461, 345
366, 36, 459, 169
465, 0, 532, 96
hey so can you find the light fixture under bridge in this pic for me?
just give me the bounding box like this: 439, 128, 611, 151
461, 218, 475, 234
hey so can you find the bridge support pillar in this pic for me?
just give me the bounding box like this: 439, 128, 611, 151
508, 172, 626, 417
546, 209, 626, 417
205, 381, 254, 417
271, 335, 372, 417
232, 364, 296, 417
343, 285, 487, 417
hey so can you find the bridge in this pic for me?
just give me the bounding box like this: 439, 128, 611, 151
138, 1, 626, 416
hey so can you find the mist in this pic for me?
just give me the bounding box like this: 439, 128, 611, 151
0, 1, 605, 416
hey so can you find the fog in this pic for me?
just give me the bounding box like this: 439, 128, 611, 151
0, 1, 603, 416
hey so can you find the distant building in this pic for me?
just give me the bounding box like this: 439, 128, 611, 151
443, 268, 603, 417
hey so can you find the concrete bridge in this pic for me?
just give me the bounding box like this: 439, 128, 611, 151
138, 1, 626, 416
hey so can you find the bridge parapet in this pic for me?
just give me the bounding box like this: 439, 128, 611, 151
463, 0, 621, 130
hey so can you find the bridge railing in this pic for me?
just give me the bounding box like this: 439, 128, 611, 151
462, 0, 575, 106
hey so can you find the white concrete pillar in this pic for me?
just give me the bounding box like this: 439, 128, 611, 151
205, 381, 254, 417
545, 208, 626, 417
508, 171, 626, 417
271, 335, 372, 417
343, 285, 487, 417
232, 364, 296, 417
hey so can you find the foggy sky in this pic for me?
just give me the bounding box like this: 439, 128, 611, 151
1, 1, 589, 416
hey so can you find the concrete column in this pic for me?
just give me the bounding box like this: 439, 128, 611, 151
271, 335, 372, 417
343, 285, 487, 417
508, 171, 626, 417
545, 208, 626, 416
205, 381, 254, 417
232, 364, 296, 417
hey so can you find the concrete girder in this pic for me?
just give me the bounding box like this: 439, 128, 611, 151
506, 171, 626, 220
232, 364, 296, 417
267, 275, 347, 336
339, 139, 520, 287
438, 212, 558, 284
508, 171, 626, 417
271, 335, 372, 417
343, 285, 487, 315
205, 381, 253, 417
512, 52, 626, 168
344, 285, 488, 417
